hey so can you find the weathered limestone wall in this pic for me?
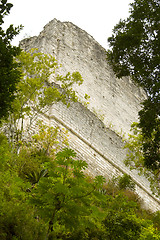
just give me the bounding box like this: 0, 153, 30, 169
20, 19, 160, 211
20, 18, 146, 135
49, 101, 160, 211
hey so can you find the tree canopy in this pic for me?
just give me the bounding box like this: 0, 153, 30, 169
0, 0, 22, 120
107, 0, 160, 173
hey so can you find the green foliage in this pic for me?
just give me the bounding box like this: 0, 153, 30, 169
0, 201, 46, 240
3, 49, 84, 149
139, 99, 160, 171
139, 224, 160, 240
152, 211, 160, 231
12, 122, 69, 184
31, 121, 69, 156
124, 123, 160, 195
1, 6, 159, 235
124, 123, 144, 172
0, 0, 22, 120
0, 131, 160, 239
107, 0, 160, 173
103, 194, 142, 240
102, 193, 160, 240
30, 147, 105, 238
0, 134, 46, 240
107, 0, 159, 89
118, 173, 135, 191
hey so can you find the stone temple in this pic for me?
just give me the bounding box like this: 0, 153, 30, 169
20, 18, 160, 211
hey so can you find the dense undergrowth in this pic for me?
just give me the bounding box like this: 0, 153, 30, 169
0, 128, 160, 240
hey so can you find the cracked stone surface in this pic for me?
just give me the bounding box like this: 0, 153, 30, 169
20, 19, 160, 211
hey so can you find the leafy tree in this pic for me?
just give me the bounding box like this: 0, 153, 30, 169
30, 147, 105, 239
0, 0, 22, 120
0, 131, 160, 239
124, 123, 160, 195
31, 121, 69, 157
102, 194, 142, 240
139, 224, 160, 240
102, 193, 160, 240
3, 49, 84, 150
118, 173, 135, 191
107, 0, 160, 172
16, 122, 69, 184
0, 134, 46, 240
